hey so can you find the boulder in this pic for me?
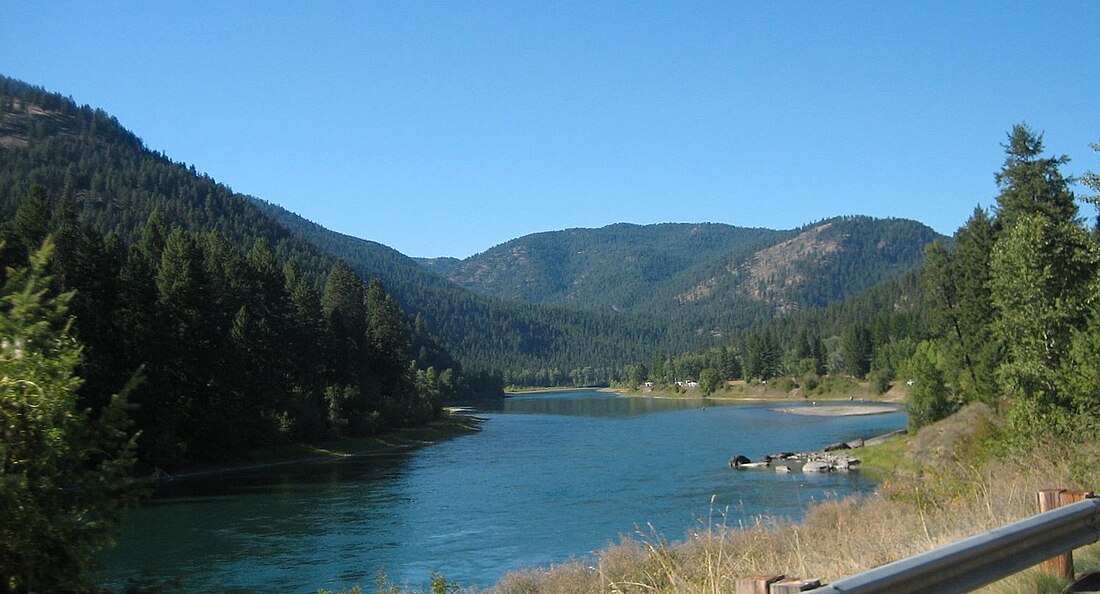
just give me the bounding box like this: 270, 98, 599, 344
729, 455, 752, 468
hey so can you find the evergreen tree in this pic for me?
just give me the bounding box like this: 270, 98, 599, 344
952, 208, 998, 401
366, 278, 411, 381
994, 124, 1077, 230
0, 240, 141, 592
744, 330, 779, 381
843, 323, 873, 379
12, 186, 51, 253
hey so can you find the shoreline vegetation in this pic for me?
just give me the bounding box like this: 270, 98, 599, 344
609, 377, 908, 404
158, 411, 484, 482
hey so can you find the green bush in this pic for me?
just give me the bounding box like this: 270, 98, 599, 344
869, 368, 894, 394
774, 377, 798, 392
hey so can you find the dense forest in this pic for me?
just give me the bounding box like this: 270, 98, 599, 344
0, 186, 497, 470
0, 76, 689, 386
249, 198, 681, 384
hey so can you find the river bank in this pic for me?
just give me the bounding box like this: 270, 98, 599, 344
158, 411, 484, 482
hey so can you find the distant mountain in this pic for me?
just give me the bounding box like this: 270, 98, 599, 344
414, 223, 783, 309
247, 198, 679, 378
415, 256, 462, 276
419, 217, 945, 330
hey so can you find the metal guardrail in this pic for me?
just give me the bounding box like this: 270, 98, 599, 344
806, 497, 1100, 594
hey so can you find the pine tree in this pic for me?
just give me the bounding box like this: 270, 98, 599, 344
952, 207, 998, 401
843, 323, 873, 379
0, 240, 141, 592
994, 124, 1077, 231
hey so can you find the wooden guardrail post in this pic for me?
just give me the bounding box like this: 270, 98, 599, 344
770, 578, 821, 593
1037, 489, 1094, 581
734, 574, 784, 594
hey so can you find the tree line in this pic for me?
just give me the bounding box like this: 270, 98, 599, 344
0, 187, 500, 470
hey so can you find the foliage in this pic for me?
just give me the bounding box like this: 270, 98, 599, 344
915, 123, 1100, 436
842, 323, 873, 379
991, 214, 1094, 431
905, 342, 952, 431
0, 240, 141, 593
868, 367, 893, 395
697, 367, 722, 396
993, 124, 1076, 231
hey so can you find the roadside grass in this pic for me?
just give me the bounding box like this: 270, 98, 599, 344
852, 434, 917, 478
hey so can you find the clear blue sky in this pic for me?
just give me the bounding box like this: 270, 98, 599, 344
4, 2, 1099, 258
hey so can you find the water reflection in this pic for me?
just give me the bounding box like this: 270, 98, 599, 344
480, 389, 712, 417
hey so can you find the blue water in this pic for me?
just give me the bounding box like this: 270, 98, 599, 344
99, 391, 906, 593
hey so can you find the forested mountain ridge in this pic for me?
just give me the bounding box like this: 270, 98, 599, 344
0, 75, 680, 385
0, 74, 944, 388
413, 223, 783, 310
419, 217, 945, 321
247, 197, 682, 380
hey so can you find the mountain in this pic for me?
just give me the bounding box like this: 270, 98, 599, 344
247, 197, 681, 379
0, 75, 677, 384
414, 223, 783, 309
0, 74, 944, 386
418, 217, 945, 329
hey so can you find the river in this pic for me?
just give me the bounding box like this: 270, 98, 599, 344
99, 390, 906, 593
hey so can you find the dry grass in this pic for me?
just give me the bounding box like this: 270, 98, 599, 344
486, 405, 1100, 594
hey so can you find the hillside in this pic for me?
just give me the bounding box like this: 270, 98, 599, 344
415, 223, 784, 310
0, 76, 677, 383
247, 197, 681, 378
421, 217, 944, 330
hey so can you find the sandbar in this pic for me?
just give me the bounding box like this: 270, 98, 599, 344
771, 404, 899, 417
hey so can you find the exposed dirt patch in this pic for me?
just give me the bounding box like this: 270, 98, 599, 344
737, 222, 843, 312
